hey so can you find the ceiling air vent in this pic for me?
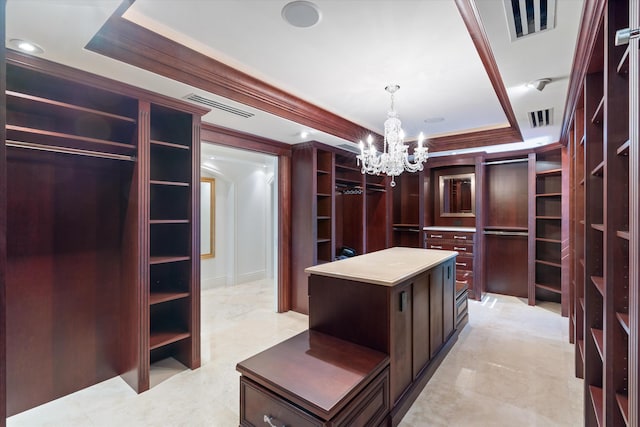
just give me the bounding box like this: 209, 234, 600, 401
504, 0, 556, 41
184, 93, 255, 118
337, 143, 362, 154
528, 108, 553, 128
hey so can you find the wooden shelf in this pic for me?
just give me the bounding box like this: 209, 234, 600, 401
149, 291, 190, 305
317, 192, 332, 197
536, 192, 562, 197
536, 216, 562, 220
580, 297, 585, 311
149, 219, 189, 224
150, 139, 190, 150
335, 163, 359, 172
579, 220, 585, 225
579, 258, 585, 268
6, 124, 135, 153
149, 331, 191, 351
536, 237, 561, 244
589, 385, 604, 427
580, 135, 585, 146
617, 140, 630, 156
536, 168, 562, 176
335, 177, 362, 185
7, 90, 137, 124
317, 169, 330, 175
616, 393, 629, 426
578, 339, 585, 360
591, 276, 605, 297
591, 328, 605, 360
590, 160, 605, 177
617, 46, 630, 75
535, 283, 561, 294
591, 223, 605, 232
317, 216, 331, 220
393, 223, 421, 228
591, 97, 605, 125
535, 259, 562, 268
617, 312, 630, 335
317, 238, 331, 243
579, 178, 585, 186
617, 230, 630, 240
150, 256, 191, 265
484, 226, 528, 232
150, 180, 189, 187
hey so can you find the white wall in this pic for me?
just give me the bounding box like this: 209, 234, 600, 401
200, 144, 276, 290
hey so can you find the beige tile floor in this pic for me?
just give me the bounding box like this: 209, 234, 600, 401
7, 280, 583, 426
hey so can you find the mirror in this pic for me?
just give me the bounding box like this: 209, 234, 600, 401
201, 178, 215, 259
439, 173, 475, 217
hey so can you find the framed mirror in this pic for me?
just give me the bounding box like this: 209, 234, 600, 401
201, 177, 215, 259
439, 173, 475, 217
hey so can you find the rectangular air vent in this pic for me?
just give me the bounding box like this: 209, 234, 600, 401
184, 93, 255, 118
528, 108, 553, 128
504, 0, 556, 41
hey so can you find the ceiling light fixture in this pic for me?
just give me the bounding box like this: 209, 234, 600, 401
527, 77, 552, 91
357, 85, 428, 187
9, 38, 44, 54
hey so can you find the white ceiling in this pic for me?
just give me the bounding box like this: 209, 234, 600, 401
6, 0, 584, 154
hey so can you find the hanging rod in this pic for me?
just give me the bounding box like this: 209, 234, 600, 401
482, 158, 528, 166
483, 230, 529, 237
6, 140, 135, 162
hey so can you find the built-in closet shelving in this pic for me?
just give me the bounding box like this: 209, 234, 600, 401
2, 52, 205, 418
531, 149, 564, 309
568, 1, 631, 425
365, 173, 389, 253
147, 104, 200, 370
335, 152, 365, 256
391, 171, 424, 248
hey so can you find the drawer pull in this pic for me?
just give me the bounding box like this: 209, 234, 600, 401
453, 235, 467, 240
453, 246, 467, 251
456, 280, 468, 285
456, 262, 467, 267
264, 415, 285, 427
430, 245, 443, 249
430, 234, 443, 238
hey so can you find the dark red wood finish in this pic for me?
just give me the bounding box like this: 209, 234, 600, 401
236, 330, 389, 422
1, 2, 7, 424
485, 159, 529, 228
485, 233, 529, 298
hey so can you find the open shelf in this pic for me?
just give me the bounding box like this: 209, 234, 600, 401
590, 160, 605, 176
149, 331, 191, 351
150, 180, 190, 187
589, 385, 604, 427
149, 292, 190, 305
536, 168, 562, 176
535, 259, 562, 268
536, 237, 562, 244
591, 328, 605, 360
536, 193, 562, 197
617, 312, 630, 335
535, 283, 561, 294
591, 276, 605, 297
617, 230, 630, 240
616, 393, 629, 426
617, 45, 630, 75
617, 140, 630, 156
150, 139, 190, 150
149, 219, 189, 224
150, 256, 191, 265
591, 97, 605, 124
591, 223, 605, 232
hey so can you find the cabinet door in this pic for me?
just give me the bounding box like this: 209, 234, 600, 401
430, 264, 444, 358
412, 272, 430, 379
443, 259, 455, 339
390, 281, 413, 404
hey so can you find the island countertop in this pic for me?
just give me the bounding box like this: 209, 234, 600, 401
304, 247, 457, 287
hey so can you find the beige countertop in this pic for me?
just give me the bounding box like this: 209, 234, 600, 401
304, 247, 457, 287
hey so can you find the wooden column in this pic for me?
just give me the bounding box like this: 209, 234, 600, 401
1, 0, 7, 425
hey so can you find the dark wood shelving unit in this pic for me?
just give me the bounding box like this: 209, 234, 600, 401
391, 172, 424, 248
2, 52, 205, 417
567, 2, 633, 424
531, 149, 565, 310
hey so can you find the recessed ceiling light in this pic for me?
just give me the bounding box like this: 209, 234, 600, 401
282, 1, 321, 28
9, 38, 44, 54
424, 117, 445, 124
300, 131, 310, 138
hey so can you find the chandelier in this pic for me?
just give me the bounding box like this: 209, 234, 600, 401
356, 84, 428, 187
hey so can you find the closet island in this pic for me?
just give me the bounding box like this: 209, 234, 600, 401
237, 247, 460, 426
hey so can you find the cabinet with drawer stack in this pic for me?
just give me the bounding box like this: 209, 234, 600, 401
424, 227, 475, 327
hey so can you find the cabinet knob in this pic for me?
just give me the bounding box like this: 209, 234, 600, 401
430, 245, 443, 249
454, 246, 467, 251
453, 235, 467, 240
456, 262, 467, 268
430, 234, 443, 238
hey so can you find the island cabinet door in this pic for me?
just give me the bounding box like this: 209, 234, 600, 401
390, 280, 413, 404
443, 258, 456, 340
430, 264, 444, 358
412, 271, 431, 379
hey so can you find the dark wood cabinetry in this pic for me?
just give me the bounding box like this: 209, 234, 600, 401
2, 53, 205, 416
291, 143, 389, 314
391, 172, 424, 248
566, 1, 634, 424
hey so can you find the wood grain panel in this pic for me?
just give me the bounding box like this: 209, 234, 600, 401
486, 160, 529, 228
6, 151, 127, 415
278, 154, 292, 312
485, 234, 528, 298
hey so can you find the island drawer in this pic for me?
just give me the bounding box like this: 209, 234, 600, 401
425, 231, 475, 242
